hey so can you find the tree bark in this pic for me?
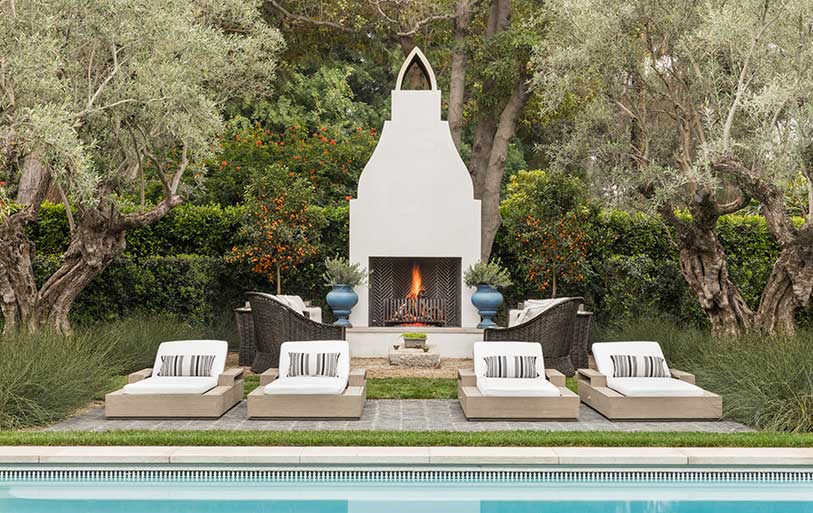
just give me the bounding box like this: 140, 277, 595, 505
448, 0, 473, 149
479, 75, 529, 259
714, 156, 813, 334
0, 155, 51, 334
661, 201, 754, 336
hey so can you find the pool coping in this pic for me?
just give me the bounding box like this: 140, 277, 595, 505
1, 446, 812, 466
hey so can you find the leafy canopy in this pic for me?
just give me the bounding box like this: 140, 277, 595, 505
0, 0, 284, 209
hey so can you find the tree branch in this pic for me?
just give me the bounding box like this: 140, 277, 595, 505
267, 0, 355, 32
716, 194, 750, 215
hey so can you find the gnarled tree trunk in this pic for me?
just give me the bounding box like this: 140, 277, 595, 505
756, 238, 813, 333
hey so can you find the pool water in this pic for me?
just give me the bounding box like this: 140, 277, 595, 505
2, 476, 813, 512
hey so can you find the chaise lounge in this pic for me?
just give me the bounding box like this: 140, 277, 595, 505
105, 340, 243, 418
458, 341, 580, 420
578, 341, 722, 420
247, 340, 366, 419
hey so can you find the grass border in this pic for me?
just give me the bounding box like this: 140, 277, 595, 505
2, 430, 812, 447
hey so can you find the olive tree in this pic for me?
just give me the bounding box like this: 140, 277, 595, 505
0, 0, 283, 333
534, 0, 813, 335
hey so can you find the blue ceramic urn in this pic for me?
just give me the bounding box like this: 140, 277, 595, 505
326, 284, 358, 327
471, 284, 503, 329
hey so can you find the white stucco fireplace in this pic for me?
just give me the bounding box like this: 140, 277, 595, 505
348, 47, 482, 330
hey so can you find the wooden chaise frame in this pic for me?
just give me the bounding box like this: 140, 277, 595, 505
577, 368, 722, 420
247, 368, 367, 419
457, 368, 580, 420
105, 367, 244, 418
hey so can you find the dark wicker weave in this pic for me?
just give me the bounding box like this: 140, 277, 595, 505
482, 297, 585, 376
247, 292, 346, 373
234, 306, 256, 366
571, 310, 593, 371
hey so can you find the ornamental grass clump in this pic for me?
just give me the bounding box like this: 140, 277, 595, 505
0, 330, 116, 430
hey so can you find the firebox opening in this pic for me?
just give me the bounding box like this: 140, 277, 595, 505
368, 257, 462, 328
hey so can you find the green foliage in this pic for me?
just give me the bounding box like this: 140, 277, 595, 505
402, 333, 428, 340
463, 259, 513, 289
0, 330, 115, 429
196, 121, 377, 206
229, 165, 323, 291
598, 318, 813, 432
501, 170, 592, 296
365, 378, 457, 400
322, 256, 367, 287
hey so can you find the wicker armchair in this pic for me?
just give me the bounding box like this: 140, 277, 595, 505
246, 292, 346, 373
482, 297, 591, 376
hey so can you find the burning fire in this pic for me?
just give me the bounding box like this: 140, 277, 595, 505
406, 263, 423, 299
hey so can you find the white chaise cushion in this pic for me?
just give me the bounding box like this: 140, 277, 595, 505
264, 376, 347, 395
122, 376, 218, 395
477, 377, 561, 397
592, 341, 670, 380
122, 340, 228, 395
608, 377, 706, 397
473, 342, 560, 397
591, 341, 704, 397
264, 340, 350, 396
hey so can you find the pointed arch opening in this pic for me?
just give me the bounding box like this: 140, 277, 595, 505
395, 47, 438, 91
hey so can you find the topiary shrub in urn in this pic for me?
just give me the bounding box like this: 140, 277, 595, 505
322, 257, 368, 327
464, 260, 513, 329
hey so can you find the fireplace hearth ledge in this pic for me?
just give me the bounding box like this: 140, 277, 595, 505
347, 326, 484, 358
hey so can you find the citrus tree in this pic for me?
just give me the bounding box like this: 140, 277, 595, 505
230, 166, 323, 294
501, 170, 590, 298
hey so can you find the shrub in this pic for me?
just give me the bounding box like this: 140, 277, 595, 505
0, 330, 116, 429
322, 256, 367, 287
463, 259, 513, 289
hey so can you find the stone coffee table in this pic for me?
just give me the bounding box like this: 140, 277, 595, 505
388, 345, 442, 368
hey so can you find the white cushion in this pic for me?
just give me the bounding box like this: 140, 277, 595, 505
476, 377, 561, 397
514, 297, 571, 325
304, 306, 323, 323
607, 377, 706, 397
264, 376, 346, 395
151, 340, 228, 379
279, 295, 307, 315
278, 340, 350, 384
122, 376, 218, 395
591, 341, 670, 379
473, 342, 545, 378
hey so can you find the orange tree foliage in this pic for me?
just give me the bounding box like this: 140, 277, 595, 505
228, 165, 325, 292
198, 120, 378, 206
500, 170, 591, 297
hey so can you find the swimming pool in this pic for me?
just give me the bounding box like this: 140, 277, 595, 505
2, 468, 813, 512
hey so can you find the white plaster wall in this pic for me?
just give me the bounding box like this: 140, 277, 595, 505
349, 89, 481, 327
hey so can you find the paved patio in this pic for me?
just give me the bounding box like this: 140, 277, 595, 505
45, 400, 751, 432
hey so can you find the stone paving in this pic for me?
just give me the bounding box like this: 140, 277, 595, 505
46, 400, 751, 433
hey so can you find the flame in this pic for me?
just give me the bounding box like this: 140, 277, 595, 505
406, 263, 423, 299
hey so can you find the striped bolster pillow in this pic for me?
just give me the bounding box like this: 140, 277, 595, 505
288, 352, 341, 377
610, 354, 669, 378
158, 354, 216, 377
483, 355, 538, 378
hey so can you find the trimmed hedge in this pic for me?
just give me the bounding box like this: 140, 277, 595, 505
25, 203, 800, 327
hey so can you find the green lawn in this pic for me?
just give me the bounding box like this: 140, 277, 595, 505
243, 376, 579, 398
2, 430, 812, 447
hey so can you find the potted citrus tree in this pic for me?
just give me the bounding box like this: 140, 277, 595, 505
322, 256, 368, 327
464, 259, 512, 328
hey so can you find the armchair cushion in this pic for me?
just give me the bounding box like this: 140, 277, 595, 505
514, 297, 571, 325
278, 295, 307, 314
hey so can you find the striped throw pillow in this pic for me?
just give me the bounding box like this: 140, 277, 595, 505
483, 355, 538, 378
287, 352, 341, 377
610, 354, 669, 378
158, 354, 216, 377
